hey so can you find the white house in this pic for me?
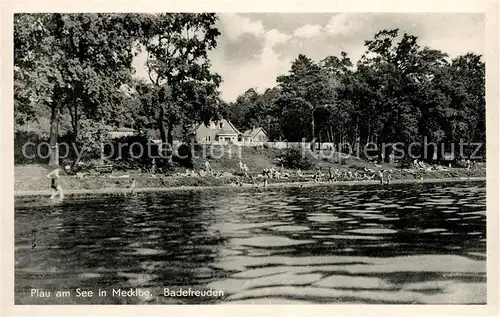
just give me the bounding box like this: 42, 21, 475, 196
107, 127, 136, 139
195, 118, 241, 144
242, 127, 268, 143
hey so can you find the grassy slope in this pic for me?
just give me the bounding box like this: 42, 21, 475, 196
191, 145, 397, 173
191, 145, 283, 173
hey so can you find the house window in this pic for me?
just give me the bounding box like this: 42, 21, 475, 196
219, 123, 223, 129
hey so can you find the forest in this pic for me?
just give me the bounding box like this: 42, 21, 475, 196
222, 31, 485, 161
14, 13, 485, 166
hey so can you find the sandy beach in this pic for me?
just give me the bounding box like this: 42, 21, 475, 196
14, 176, 486, 197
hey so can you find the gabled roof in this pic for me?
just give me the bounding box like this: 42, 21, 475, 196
115, 127, 136, 132
216, 129, 239, 136
196, 118, 241, 135
222, 118, 242, 135
106, 126, 136, 133
242, 127, 267, 138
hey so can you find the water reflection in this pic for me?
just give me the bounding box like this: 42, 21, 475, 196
15, 182, 486, 304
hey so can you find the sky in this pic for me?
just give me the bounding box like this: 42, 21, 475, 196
132, 13, 485, 102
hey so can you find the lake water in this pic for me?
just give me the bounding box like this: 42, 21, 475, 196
15, 181, 486, 304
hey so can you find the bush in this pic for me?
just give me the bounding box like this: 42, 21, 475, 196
14, 131, 48, 164
398, 157, 413, 168
277, 148, 314, 170
173, 143, 194, 169
75, 119, 110, 162
104, 135, 159, 171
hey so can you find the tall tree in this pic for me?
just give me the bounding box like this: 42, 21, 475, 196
140, 13, 221, 151
225, 88, 259, 130
350, 29, 430, 158
276, 54, 332, 142
14, 13, 144, 165
320, 51, 355, 145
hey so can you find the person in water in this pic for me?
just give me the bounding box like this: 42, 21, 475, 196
46, 167, 64, 200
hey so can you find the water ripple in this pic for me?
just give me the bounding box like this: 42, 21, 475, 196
15, 181, 486, 304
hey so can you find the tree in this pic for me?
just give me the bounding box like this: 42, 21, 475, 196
14, 13, 145, 166
345, 29, 485, 161
276, 54, 332, 142
140, 13, 222, 152
177, 77, 223, 142
274, 96, 311, 142
319, 52, 355, 146
349, 29, 435, 159
225, 88, 259, 130
435, 53, 485, 158
222, 87, 280, 140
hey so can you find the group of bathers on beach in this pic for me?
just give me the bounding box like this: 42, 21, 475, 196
44, 160, 398, 200
301, 166, 392, 185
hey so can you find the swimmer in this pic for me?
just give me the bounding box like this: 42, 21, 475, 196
46, 167, 64, 200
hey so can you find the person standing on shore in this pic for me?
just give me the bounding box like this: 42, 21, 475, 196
263, 167, 269, 178
151, 158, 157, 174
242, 163, 249, 177
385, 170, 392, 185
130, 178, 137, 196
46, 167, 64, 200
204, 160, 212, 174
314, 167, 323, 182
297, 169, 303, 178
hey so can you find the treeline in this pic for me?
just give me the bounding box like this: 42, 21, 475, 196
15, 14, 485, 165
222, 30, 485, 161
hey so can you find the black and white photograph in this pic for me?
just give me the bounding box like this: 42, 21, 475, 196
3, 0, 499, 313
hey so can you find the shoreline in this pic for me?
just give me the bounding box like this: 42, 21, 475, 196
14, 177, 486, 197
